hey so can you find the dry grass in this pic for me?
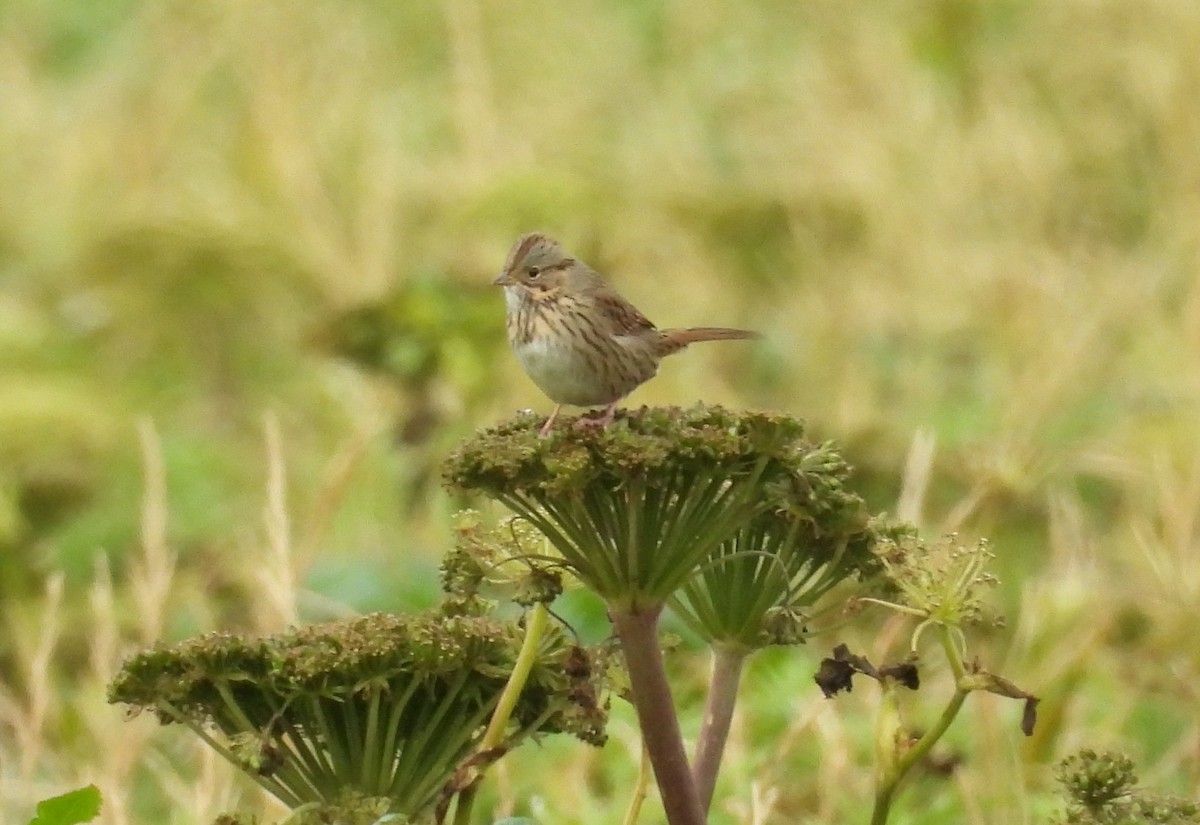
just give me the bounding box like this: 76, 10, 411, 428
2, 1, 1199, 823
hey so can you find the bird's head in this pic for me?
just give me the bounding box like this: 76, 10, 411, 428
493, 233, 577, 296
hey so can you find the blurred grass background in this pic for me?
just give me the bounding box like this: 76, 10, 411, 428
2, 0, 1199, 823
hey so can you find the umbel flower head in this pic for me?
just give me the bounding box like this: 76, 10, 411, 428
443, 405, 842, 611
860, 532, 1002, 655
1057, 749, 1200, 824
108, 611, 607, 821
441, 510, 565, 613
669, 461, 882, 651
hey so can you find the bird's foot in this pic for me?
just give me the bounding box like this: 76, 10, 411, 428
576, 403, 618, 431
538, 405, 564, 438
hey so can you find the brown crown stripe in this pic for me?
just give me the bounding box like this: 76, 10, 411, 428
504, 233, 551, 273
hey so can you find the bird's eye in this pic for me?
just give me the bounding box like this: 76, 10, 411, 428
527, 266, 541, 278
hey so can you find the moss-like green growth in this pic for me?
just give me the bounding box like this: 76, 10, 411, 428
108, 611, 607, 820
443, 406, 838, 610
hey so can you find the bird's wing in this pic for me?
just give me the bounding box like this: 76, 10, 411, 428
589, 290, 658, 338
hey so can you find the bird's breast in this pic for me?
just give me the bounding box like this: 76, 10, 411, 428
504, 291, 660, 406
512, 335, 616, 407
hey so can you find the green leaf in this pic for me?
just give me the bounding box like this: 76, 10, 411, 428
29, 785, 102, 825
492, 818, 537, 825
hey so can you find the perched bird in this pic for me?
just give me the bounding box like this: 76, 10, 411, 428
493, 232, 759, 436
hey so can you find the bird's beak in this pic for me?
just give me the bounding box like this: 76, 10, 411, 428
492, 272, 515, 286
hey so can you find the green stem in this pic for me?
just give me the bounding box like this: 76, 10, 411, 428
900, 687, 968, 781
276, 714, 331, 797
937, 622, 968, 681
621, 740, 652, 825
309, 694, 353, 784
453, 602, 551, 825
377, 677, 421, 791
481, 602, 549, 750
610, 605, 706, 825
452, 789, 477, 825
693, 646, 746, 814
392, 669, 470, 794
892, 626, 969, 779
870, 782, 894, 825
360, 684, 383, 792
870, 686, 968, 825
870, 623, 972, 825
156, 700, 302, 808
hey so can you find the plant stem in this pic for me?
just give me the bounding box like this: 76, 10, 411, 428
610, 605, 706, 825
890, 626, 969, 779
870, 783, 894, 825
693, 646, 746, 814
452, 790, 477, 825
481, 603, 550, 750
453, 602, 550, 825
870, 623, 972, 825
870, 686, 968, 825
621, 740, 652, 825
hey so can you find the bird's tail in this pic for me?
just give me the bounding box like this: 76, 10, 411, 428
659, 326, 760, 355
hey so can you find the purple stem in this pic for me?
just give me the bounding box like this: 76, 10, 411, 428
610, 605, 706, 825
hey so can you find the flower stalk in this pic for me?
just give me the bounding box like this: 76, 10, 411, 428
449, 602, 551, 825
609, 605, 706, 825
692, 646, 746, 813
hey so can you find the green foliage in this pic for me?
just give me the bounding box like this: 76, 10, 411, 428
108, 610, 608, 819
28, 786, 101, 825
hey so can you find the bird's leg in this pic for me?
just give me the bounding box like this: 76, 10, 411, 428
577, 402, 619, 430
538, 405, 564, 438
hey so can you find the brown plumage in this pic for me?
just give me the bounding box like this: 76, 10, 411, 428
492, 232, 759, 436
